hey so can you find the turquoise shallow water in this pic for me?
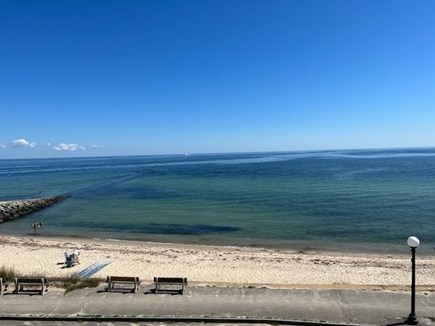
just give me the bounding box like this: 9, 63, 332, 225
1, 149, 435, 254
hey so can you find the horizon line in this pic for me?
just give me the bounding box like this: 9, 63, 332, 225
1, 145, 435, 161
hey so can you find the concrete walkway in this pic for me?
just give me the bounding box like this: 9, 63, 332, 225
0, 285, 434, 325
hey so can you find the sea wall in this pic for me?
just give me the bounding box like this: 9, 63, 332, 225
0, 195, 69, 223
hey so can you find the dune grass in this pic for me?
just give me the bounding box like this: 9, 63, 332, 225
62, 275, 101, 294
0, 265, 18, 281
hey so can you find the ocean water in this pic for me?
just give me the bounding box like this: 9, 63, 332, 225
1, 148, 434, 254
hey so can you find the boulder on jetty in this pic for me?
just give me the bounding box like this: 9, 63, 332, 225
0, 194, 69, 223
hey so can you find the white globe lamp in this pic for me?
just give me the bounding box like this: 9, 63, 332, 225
407, 236, 420, 248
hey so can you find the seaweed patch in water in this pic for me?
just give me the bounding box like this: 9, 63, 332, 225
142, 223, 240, 235
60, 221, 240, 236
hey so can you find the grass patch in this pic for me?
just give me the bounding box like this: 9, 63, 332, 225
63, 276, 101, 294
0, 266, 101, 294
0, 265, 18, 281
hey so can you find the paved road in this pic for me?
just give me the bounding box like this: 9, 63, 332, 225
0, 285, 434, 325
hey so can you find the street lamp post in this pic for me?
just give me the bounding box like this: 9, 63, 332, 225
406, 236, 420, 325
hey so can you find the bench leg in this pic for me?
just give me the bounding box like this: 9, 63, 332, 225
16, 284, 25, 294
15, 282, 20, 294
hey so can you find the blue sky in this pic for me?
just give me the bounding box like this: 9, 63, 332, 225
1, 0, 434, 159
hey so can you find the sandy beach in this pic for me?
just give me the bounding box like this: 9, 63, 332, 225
0, 234, 434, 290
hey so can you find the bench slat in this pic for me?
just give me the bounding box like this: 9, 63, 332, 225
15, 278, 44, 284
154, 277, 187, 283
107, 276, 139, 282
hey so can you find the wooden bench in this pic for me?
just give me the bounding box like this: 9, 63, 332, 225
0, 278, 7, 295
154, 277, 187, 294
14, 278, 49, 295
106, 276, 140, 293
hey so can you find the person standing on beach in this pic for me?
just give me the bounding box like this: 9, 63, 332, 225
31, 221, 42, 232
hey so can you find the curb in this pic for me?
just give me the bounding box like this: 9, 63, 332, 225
0, 314, 367, 325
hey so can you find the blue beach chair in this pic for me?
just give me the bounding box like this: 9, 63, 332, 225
64, 253, 75, 268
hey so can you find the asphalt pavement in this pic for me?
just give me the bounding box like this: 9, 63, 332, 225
0, 284, 434, 325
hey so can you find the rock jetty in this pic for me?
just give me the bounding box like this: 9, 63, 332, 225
0, 195, 69, 223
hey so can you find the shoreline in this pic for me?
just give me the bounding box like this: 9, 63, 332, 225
2, 232, 422, 258
1, 234, 434, 289
3, 226, 433, 256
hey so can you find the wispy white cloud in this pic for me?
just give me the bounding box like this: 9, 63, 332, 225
11, 138, 38, 148
5, 139, 101, 153
88, 144, 103, 150
48, 143, 86, 151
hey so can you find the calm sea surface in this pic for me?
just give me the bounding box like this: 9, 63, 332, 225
1, 149, 434, 254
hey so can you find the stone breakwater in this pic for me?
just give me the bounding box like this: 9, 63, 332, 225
0, 195, 69, 223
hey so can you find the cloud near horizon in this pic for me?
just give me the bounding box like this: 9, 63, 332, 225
11, 138, 37, 148
2, 139, 102, 153
46, 143, 86, 151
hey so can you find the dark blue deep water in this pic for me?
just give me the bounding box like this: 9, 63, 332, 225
1, 149, 434, 254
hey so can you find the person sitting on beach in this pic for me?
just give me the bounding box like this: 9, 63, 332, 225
64, 252, 75, 267
71, 249, 80, 264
